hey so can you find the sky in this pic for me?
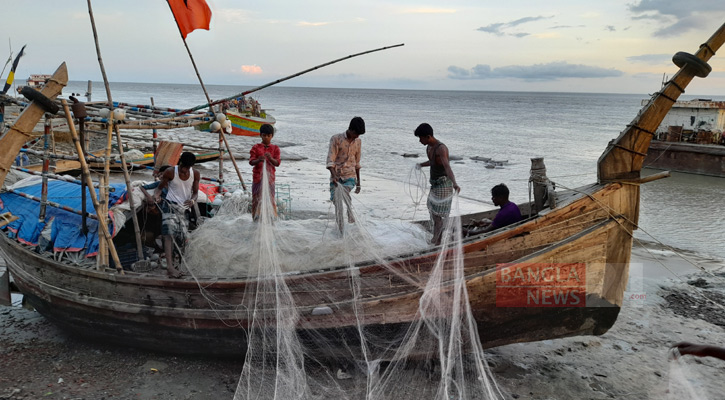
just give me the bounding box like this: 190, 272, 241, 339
2, 0, 725, 95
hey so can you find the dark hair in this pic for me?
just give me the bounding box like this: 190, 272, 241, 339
491, 183, 509, 198
349, 116, 365, 135
260, 124, 274, 135
179, 151, 196, 167
414, 123, 434, 138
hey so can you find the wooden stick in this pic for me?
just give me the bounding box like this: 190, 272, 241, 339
113, 124, 145, 261
62, 99, 123, 273
176, 43, 405, 115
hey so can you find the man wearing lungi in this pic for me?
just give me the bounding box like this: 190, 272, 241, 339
326, 116, 365, 233
154, 152, 200, 277
414, 123, 460, 245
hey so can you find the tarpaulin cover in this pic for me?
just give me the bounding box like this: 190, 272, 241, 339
0, 181, 126, 255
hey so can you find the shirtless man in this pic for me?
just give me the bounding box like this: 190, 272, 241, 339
154, 152, 200, 277
414, 123, 460, 245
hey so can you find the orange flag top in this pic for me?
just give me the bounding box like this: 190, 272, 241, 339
168, 0, 212, 39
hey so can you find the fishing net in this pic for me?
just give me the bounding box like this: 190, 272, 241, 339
181, 163, 505, 399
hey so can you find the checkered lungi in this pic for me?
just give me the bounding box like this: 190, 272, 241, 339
160, 201, 188, 241
427, 176, 454, 217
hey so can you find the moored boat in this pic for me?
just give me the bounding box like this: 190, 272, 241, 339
644, 99, 725, 177
1, 23, 725, 359
195, 96, 276, 136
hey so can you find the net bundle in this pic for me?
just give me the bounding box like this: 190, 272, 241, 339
180, 164, 504, 399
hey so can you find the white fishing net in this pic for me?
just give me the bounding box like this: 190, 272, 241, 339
181, 164, 505, 399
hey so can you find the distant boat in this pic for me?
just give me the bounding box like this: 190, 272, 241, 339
196, 95, 276, 136
26, 74, 52, 90
644, 99, 725, 177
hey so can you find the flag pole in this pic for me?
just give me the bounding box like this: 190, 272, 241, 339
166, 0, 247, 191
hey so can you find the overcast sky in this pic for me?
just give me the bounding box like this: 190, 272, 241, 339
3, 0, 725, 95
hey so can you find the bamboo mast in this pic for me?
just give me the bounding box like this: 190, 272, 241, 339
61, 99, 123, 273
150, 97, 158, 155
87, 0, 145, 264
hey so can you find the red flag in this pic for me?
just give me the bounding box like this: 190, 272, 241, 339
168, 0, 212, 39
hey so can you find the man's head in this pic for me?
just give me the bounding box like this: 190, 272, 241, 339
179, 152, 196, 168
491, 183, 510, 206
348, 116, 366, 137
414, 123, 434, 145
260, 124, 274, 144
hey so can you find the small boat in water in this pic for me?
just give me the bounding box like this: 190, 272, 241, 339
644, 99, 725, 177
196, 95, 276, 136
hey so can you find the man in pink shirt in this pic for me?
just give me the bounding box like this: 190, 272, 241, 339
326, 116, 365, 233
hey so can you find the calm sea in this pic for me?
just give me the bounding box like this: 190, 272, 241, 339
60, 81, 725, 260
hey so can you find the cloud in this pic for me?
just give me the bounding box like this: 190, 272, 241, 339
550, 25, 586, 29
217, 9, 252, 23
626, 54, 672, 65
605, 25, 616, 32
447, 61, 623, 81
241, 65, 263, 74
399, 8, 456, 14
297, 21, 329, 27
477, 15, 551, 37
628, 0, 725, 37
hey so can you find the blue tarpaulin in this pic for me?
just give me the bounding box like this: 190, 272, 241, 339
0, 181, 127, 255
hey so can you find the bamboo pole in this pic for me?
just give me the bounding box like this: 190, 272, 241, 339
176, 43, 405, 115
150, 97, 158, 154
87, 0, 145, 263
11, 165, 108, 188
61, 99, 123, 273
4, 188, 99, 219
39, 117, 51, 223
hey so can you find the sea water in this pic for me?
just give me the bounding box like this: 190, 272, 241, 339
60, 81, 725, 261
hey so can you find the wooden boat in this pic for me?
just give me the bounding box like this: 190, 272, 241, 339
1, 24, 724, 357
195, 96, 276, 136
644, 99, 725, 177
26, 74, 53, 90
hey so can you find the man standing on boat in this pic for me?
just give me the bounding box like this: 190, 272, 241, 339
154, 152, 200, 278
326, 116, 365, 233
414, 123, 460, 245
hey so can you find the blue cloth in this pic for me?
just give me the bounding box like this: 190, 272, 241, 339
329, 177, 356, 201
0, 181, 126, 255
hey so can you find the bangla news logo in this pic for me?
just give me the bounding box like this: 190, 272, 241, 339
495, 263, 586, 307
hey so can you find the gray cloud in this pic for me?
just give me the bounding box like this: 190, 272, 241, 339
605, 25, 616, 32
477, 15, 551, 37
628, 0, 724, 37
550, 25, 585, 29
448, 62, 623, 81
626, 54, 671, 65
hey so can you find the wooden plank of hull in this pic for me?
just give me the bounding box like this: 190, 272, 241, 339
645, 141, 725, 177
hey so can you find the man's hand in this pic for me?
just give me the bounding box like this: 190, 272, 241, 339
153, 193, 160, 203
415, 163, 422, 170
184, 199, 195, 208
355, 184, 361, 194
454, 184, 461, 193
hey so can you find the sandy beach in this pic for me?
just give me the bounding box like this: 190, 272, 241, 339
2, 160, 725, 399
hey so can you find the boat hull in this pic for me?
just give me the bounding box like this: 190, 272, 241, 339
645, 140, 725, 177
0, 182, 636, 356
197, 111, 276, 137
